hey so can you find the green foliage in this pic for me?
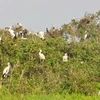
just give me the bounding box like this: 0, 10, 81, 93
0, 10, 100, 97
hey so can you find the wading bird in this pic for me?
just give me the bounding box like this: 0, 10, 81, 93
2, 62, 11, 78
39, 49, 45, 62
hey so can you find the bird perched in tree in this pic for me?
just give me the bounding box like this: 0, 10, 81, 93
5, 27, 16, 39
39, 49, 45, 62
84, 31, 88, 40
16, 22, 22, 28
84, 34, 87, 40
38, 31, 45, 40
63, 53, 68, 62
2, 62, 11, 78
72, 16, 76, 22
9, 27, 16, 39
52, 24, 55, 30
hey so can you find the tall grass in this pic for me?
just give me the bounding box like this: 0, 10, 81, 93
0, 87, 100, 100
0, 93, 100, 100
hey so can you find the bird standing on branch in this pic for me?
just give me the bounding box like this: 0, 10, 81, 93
39, 49, 45, 62
2, 62, 11, 78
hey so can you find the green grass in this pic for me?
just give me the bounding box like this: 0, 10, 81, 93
0, 86, 100, 100
0, 93, 100, 100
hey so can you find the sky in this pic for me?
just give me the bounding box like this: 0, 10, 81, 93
0, 0, 100, 32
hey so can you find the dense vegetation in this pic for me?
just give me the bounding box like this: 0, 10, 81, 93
0, 10, 100, 99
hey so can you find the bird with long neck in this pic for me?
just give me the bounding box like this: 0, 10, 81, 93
39, 49, 45, 63
2, 62, 11, 78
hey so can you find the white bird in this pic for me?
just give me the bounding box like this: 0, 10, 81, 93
9, 28, 16, 39
52, 24, 55, 30
39, 49, 45, 62
72, 16, 75, 20
16, 22, 22, 28
38, 31, 45, 40
72, 16, 76, 22
84, 31, 88, 40
96, 20, 100, 27
84, 34, 87, 40
6, 27, 16, 39
63, 53, 68, 62
2, 62, 11, 78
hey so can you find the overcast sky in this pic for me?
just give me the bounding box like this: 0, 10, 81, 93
0, 0, 100, 32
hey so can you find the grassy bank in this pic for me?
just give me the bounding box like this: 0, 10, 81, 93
0, 86, 100, 100
0, 93, 100, 100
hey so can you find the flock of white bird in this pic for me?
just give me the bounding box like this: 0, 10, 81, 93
0, 23, 69, 79
0, 23, 48, 43
1, 18, 91, 80
2, 50, 68, 79
1, 14, 100, 95
0, 19, 92, 79
5, 23, 28, 40
0, 20, 89, 79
